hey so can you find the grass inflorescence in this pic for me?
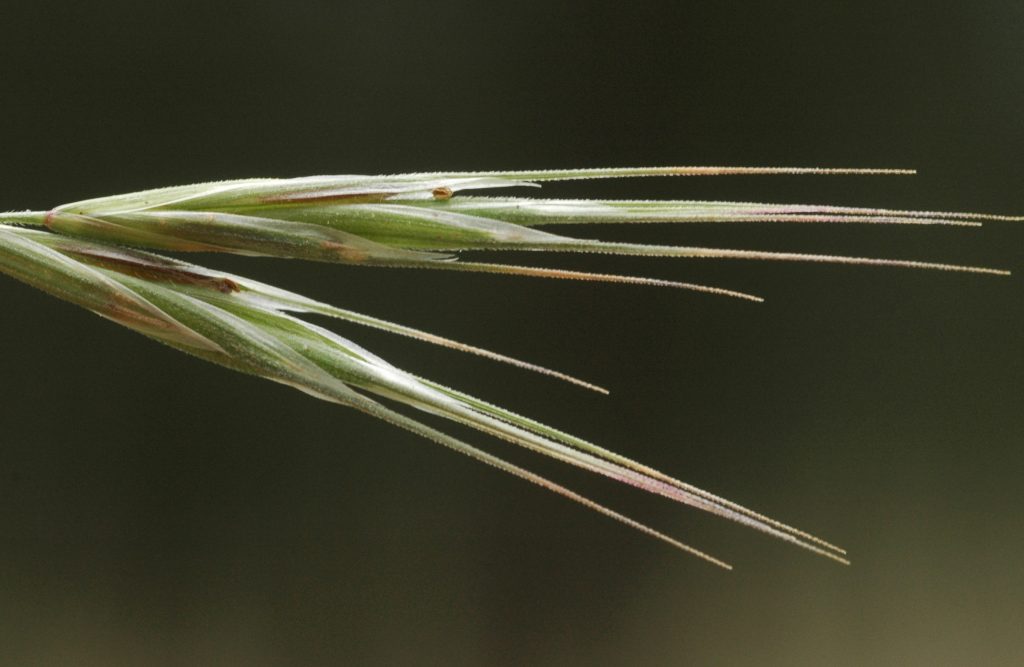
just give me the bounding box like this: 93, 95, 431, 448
1, 166, 1016, 568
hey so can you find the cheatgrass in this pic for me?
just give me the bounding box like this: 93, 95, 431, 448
1, 166, 1016, 569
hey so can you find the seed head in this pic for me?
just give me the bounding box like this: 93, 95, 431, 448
1, 166, 1016, 567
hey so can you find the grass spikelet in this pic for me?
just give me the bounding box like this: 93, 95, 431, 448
0, 166, 1014, 567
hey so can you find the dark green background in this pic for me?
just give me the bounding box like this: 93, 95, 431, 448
1, 2, 1022, 665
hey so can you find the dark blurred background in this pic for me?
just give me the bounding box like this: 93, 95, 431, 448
1, 2, 1022, 665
